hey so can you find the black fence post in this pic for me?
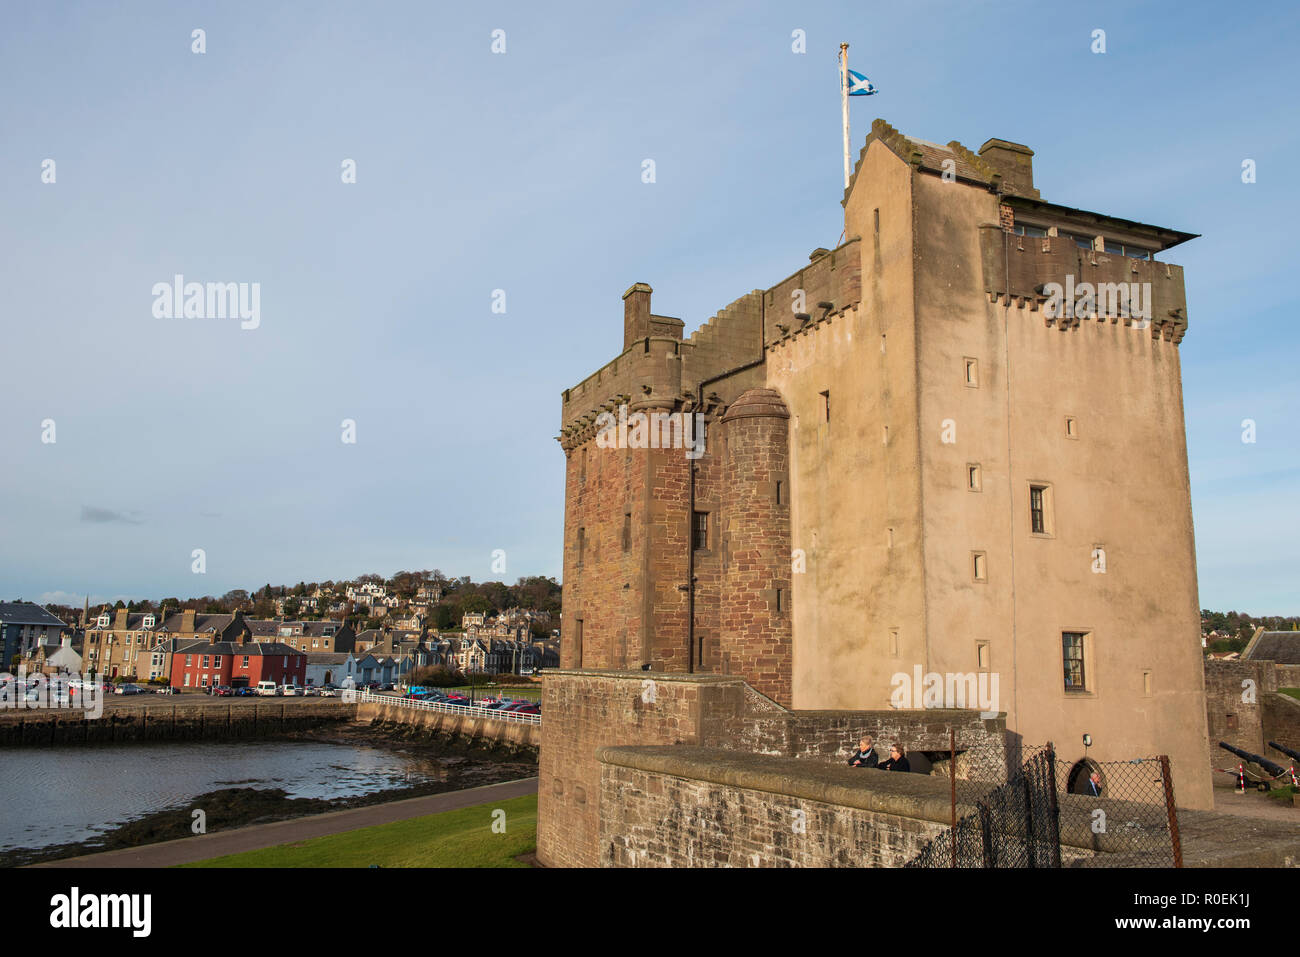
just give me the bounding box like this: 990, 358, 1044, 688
1044, 748, 1062, 868
1158, 755, 1183, 868
979, 803, 994, 867
949, 728, 957, 869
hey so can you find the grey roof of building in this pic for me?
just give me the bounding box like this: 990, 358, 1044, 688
1244, 631, 1300, 665
158, 612, 237, 633
245, 619, 348, 638
305, 653, 350, 664
0, 603, 68, 627
161, 637, 304, 657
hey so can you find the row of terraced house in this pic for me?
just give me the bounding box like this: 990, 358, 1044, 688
4, 603, 560, 688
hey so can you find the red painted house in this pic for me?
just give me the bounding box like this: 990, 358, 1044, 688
165, 632, 306, 690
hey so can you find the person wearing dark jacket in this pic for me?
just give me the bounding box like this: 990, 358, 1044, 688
847, 736, 878, 768
878, 743, 911, 772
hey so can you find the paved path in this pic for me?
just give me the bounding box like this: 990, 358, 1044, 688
31, 777, 539, 868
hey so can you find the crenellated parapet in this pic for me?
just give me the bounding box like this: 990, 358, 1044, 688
978, 225, 1190, 343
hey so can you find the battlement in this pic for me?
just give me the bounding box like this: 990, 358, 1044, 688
559, 238, 864, 439
978, 225, 1190, 342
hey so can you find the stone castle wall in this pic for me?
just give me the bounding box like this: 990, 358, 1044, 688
536, 669, 1009, 868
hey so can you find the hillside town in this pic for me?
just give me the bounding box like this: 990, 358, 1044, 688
0, 572, 562, 690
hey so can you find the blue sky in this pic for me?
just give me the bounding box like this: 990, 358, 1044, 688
1, 0, 1296, 613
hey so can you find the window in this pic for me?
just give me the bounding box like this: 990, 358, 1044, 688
964, 358, 979, 387
1065, 416, 1078, 439
623, 512, 632, 552
889, 629, 900, 657
882, 425, 889, 446
1067, 232, 1098, 250
775, 480, 783, 505
1104, 240, 1151, 260
821, 390, 830, 423
692, 511, 709, 551
1063, 632, 1087, 692
185, 655, 192, 667
214, 655, 222, 667
202, 655, 210, 668
1029, 483, 1054, 536
775, 588, 783, 613
184, 673, 191, 687
977, 642, 990, 671
972, 551, 987, 583
577, 527, 586, 566
1142, 670, 1152, 697
1012, 223, 1047, 238
967, 464, 982, 491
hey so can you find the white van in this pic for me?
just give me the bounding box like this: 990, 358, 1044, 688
256, 680, 279, 696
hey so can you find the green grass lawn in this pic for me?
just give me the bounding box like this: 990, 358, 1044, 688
180, 794, 537, 868
1280, 688, 1300, 702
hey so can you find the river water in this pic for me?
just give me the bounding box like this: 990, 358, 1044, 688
0, 739, 449, 852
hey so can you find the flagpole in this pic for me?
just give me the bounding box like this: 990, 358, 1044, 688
840, 42, 851, 190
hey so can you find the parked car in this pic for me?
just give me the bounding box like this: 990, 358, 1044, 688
114, 684, 146, 696
155, 686, 180, 695
236, 686, 255, 696
256, 680, 279, 696
303, 686, 320, 697
214, 685, 234, 697
319, 687, 338, 697
281, 685, 302, 696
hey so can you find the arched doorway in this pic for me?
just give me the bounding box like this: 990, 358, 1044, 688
1067, 758, 1103, 795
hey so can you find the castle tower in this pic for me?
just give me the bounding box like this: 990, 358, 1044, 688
556, 119, 1212, 809
718, 388, 792, 705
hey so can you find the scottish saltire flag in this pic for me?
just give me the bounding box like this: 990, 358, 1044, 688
847, 69, 877, 96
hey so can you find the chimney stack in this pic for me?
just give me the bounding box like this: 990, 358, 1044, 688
622, 283, 653, 348
181, 608, 196, 634
977, 138, 1040, 199
113, 608, 128, 631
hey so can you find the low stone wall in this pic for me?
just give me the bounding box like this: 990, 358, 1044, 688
0, 702, 356, 746
599, 746, 953, 867
356, 700, 539, 752
721, 708, 1007, 776
1276, 664, 1300, 689
597, 745, 1300, 868
1262, 692, 1300, 756
1204, 659, 1274, 772
537, 668, 1009, 867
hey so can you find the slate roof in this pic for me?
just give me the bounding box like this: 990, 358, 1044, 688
160, 638, 305, 657
158, 612, 238, 633
1244, 631, 1300, 665
246, 619, 344, 638
847, 119, 1198, 252
0, 603, 67, 628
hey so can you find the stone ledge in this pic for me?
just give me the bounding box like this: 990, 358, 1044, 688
597, 745, 956, 825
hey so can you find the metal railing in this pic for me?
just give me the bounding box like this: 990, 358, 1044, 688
352, 690, 541, 726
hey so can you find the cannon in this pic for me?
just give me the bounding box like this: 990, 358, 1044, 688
1218, 741, 1288, 790
1268, 740, 1300, 764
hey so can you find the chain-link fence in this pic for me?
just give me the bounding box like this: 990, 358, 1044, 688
909, 736, 1182, 868
907, 748, 1061, 868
